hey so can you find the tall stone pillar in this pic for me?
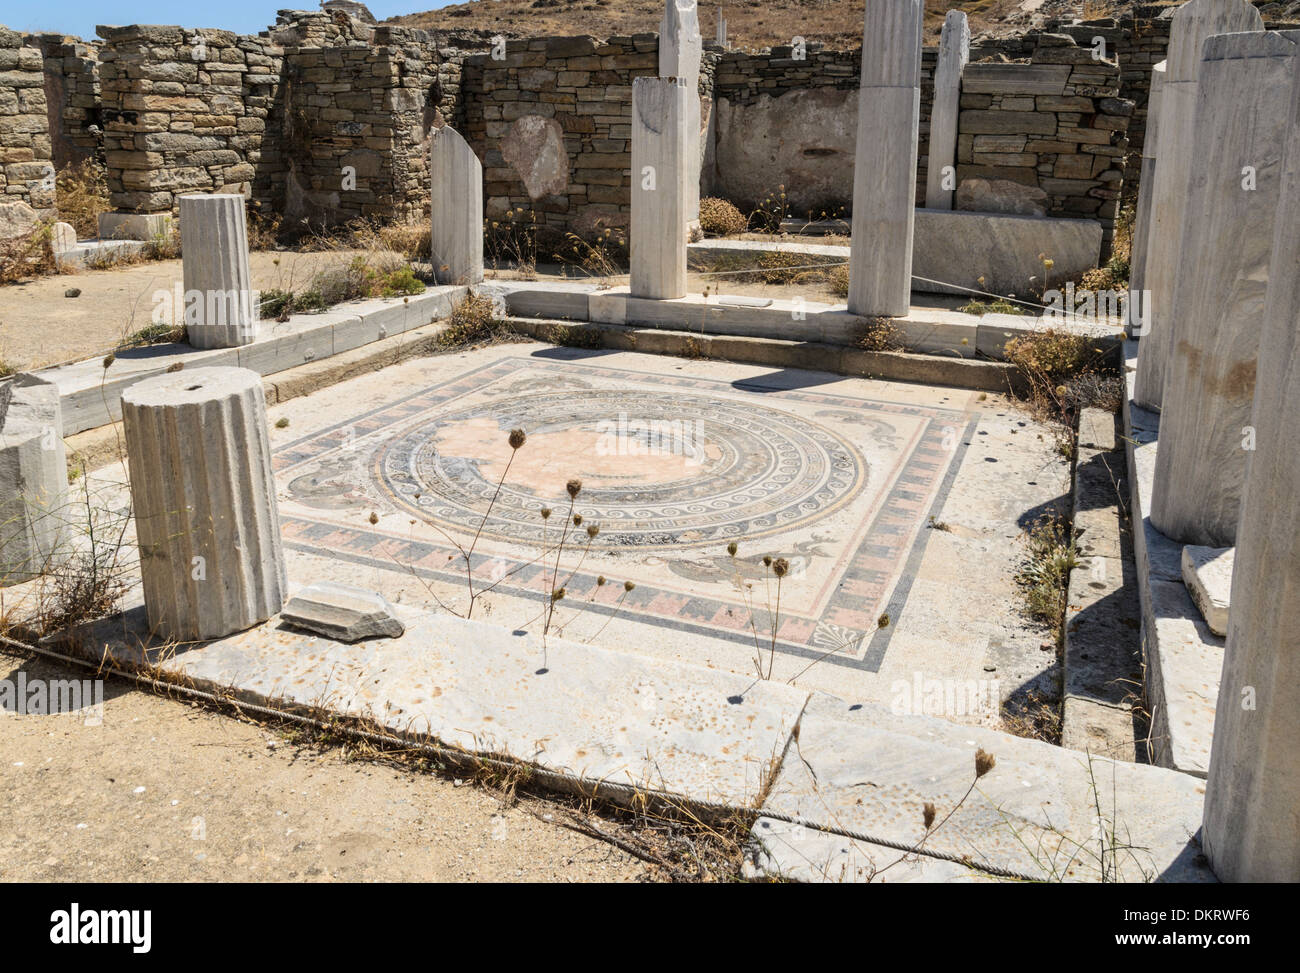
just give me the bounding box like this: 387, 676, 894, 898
1127, 59, 1165, 303
924, 9, 969, 210
1202, 48, 1300, 882
847, 0, 923, 318
122, 367, 287, 641
178, 194, 257, 350
1150, 32, 1299, 548
631, 76, 690, 300
429, 125, 484, 285
659, 0, 703, 231
0, 375, 68, 586
1133, 0, 1263, 409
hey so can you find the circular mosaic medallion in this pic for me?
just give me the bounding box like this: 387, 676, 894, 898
375, 388, 864, 549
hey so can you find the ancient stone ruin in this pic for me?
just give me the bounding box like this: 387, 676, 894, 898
2, 0, 1299, 889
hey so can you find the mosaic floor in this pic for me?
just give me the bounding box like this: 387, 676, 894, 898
269, 345, 1067, 708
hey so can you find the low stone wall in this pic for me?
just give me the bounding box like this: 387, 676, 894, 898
0, 27, 54, 218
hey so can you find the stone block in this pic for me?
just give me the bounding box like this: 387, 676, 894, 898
281, 581, 405, 643
1181, 545, 1232, 636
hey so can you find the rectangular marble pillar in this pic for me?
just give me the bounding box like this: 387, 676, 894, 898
923, 9, 969, 210
1133, 0, 1264, 409
848, 0, 923, 318
1127, 59, 1165, 306
1150, 31, 1299, 549
429, 125, 483, 285
660, 0, 704, 229
1202, 44, 1300, 882
631, 76, 690, 300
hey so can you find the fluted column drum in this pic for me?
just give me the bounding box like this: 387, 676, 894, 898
178, 193, 257, 349
122, 367, 287, 640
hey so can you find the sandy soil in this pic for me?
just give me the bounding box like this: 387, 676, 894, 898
0, 250, 364, 372
0, 647, 648, 882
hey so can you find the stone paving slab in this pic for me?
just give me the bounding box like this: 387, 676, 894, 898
757, 691, 1213, 882
92, 599, 810, 810
1062, 413, 1141, 761
1122, 343, 1223, 777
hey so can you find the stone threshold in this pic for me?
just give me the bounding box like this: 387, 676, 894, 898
481, 278, 1123, 363
503, 315, 1023, 394
32, 285, 468, 437
1121, 341, 1224, 778
82, 592, 1213, 883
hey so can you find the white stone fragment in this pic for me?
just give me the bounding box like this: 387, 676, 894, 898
1181, 545, 1232, 637
121, 366, 287, 641
924, 9, 969, 210
631, 76, 691, 300
429, 124, 484, 285
847, 0, 923, 317
282, 582, 405, 642
178, 193, 257, 350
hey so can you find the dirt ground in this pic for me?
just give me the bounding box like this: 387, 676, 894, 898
0, 250, 364, 372
0, 646, 651, 882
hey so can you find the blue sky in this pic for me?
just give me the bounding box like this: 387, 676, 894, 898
0, 1, 448, 41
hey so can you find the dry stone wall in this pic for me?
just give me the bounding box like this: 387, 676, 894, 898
32, 34, 102, 171
0, 27, 54, 218
278, 24, 459, 228
96, 25, 282, 217
957, 36, 1130, 253
460, 33, 660, 249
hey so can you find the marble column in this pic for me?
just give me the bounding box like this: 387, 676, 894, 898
847, 0, 923, 318
631, 76, 691, 300
1133, 0, 1263, 409
660, 0, 704, 230
924, 9, 969, 210
122, 367, 287, 641
430, 124, 484, 285
1151, 31, 1299, 548
178, 194, 256, 350
1202, 46, 1300, 882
